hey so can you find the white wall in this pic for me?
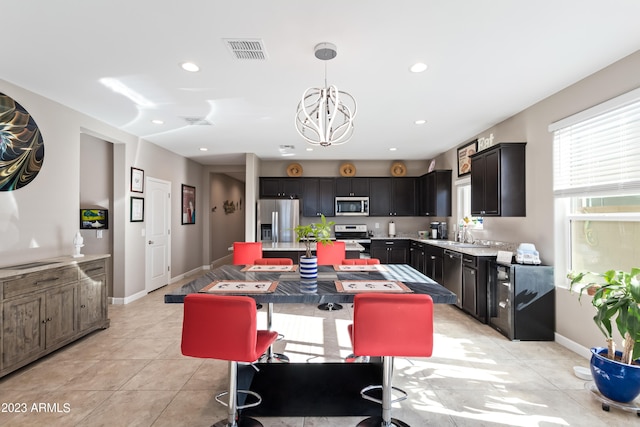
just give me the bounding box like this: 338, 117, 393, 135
435, 49, 640, 351
0, 79, 206, 301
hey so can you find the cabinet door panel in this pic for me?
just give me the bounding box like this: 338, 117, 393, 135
2, 294, 46, 369
79, 276, 106, 331
392, 178, 416, 216
484, 150, 500, 215
369, 178, 392, 216
45, 284, 77, 346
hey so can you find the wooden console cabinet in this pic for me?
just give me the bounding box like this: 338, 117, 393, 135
0, 255, 110, 378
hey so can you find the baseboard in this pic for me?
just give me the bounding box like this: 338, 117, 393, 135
169, 265, 210, 284
555, 333, 591, 360
211, 255, 233, 269
110, 289, 147, 305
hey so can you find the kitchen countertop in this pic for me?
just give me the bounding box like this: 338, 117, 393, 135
0, 254, 111, 279
230, 242, 365, 252
370, 236, 514, 257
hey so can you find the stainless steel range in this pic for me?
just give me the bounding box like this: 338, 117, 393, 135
334, 224, 371, 256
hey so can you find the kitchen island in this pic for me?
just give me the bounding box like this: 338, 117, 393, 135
165, 263, 454, 418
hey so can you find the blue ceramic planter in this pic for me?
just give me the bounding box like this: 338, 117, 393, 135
299, 256, 318, 280
590, 347, 640, 403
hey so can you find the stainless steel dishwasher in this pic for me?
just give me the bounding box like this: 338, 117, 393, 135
443, 249, 462, 307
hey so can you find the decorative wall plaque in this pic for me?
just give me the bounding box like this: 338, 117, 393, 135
0, 92, 45, 191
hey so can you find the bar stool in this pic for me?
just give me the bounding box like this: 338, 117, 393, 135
342, 258, 381, 265
316, 241, 346, 311
254, 258, 293, 265
233, 242, 263, 265
252, 259, 292, 363
348, 293, 434, 427
181, 294, 278, 427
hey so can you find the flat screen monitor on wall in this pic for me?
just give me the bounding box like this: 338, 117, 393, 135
80, 209, 108, 230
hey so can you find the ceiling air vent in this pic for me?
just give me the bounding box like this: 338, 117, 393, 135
224, 38, 268, 60
183, 117, 212, 126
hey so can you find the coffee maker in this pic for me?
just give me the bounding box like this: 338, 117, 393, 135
430, 221, 448, 239
438, 222, 448, 240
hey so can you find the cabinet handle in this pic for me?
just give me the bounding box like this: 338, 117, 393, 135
499, 301, 507, 308
36, 277, 59, 285
80, 304, 86, 308
148, 240, 154, 245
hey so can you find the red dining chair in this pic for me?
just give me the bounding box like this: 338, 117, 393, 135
254, 258, 293, 265
316, 241, 347, 311
316, 241, 346, 265
233, 242, 263, 265
341, 258, 381, 265
348, 293, 434, 427
181, 294, 278, 427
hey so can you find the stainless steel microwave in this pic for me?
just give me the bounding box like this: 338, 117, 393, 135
335, 196, 369, 216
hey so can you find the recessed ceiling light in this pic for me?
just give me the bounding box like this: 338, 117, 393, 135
151, 119, 164, 125
281, 153, 295, 157
414, 119, 427, 125
306, 148, 313, 152
181, 62, 200, 72
199, 147, 208, 152
410, 63, 428, 73
389, 147, 397, 151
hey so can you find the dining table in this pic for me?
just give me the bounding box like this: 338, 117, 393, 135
165, 263, 456, 418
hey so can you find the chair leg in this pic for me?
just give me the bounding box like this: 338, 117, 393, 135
260, 303, 289, 363
213, 361, 265, 427
356, 356, 410, 427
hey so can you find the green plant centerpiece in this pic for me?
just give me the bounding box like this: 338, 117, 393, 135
293, 214, 335, 258
568, 268, 640, 402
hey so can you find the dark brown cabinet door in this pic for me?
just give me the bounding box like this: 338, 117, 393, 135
419, 170, 452, 216
335, 177, 369, 197
369, 178, 392, 216
471, 143, 526, 216
302, 178, 334, 217
260, 178, 302, 198
392, 178, 416, 216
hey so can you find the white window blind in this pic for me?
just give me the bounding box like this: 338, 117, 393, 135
550, 87, 640, 197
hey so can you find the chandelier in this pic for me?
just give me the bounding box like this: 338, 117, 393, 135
295, 43, 357, 147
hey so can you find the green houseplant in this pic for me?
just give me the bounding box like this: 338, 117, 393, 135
293, 214, 335, 258
568, 268, 640, 402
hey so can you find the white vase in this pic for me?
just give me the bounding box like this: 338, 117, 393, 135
299, 255, 318, 279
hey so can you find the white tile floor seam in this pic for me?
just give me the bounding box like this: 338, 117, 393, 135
0, 272, 635, 426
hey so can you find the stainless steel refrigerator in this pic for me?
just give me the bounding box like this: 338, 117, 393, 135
257, 199, 300, 243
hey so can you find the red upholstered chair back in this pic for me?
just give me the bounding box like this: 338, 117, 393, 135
254, 258, 293, 265
181, 294, 276, 363
341, 258, 381, 265
349, 293, 434, 358
233, 242, 263, 265
316, 241, 346, 265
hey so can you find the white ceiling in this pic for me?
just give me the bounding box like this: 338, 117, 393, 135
3, 1, 640, 166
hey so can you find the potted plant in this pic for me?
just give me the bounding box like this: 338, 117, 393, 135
294, 214, 335, 279
568, 268, 640, 403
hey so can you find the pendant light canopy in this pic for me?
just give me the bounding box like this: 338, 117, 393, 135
295, 43, 357, 147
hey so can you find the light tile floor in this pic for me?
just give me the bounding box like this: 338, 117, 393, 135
0, 272, 635, 426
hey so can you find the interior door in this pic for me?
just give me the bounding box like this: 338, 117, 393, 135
146, 178, 171, 292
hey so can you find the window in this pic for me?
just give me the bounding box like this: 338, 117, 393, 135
551, 88, 640, 286
456, 178, 483, 233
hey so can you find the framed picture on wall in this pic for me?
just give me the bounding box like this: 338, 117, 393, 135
182, 184, 196, 224
457, 140, 477, 177
130, 197, 144, 222
131, 167, 144, 193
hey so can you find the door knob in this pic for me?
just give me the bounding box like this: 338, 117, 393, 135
148, 240, 154, 245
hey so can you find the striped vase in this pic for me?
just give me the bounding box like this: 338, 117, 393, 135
299, 256, 318, 279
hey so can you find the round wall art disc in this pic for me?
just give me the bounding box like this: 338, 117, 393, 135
0, 93, 45, 191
